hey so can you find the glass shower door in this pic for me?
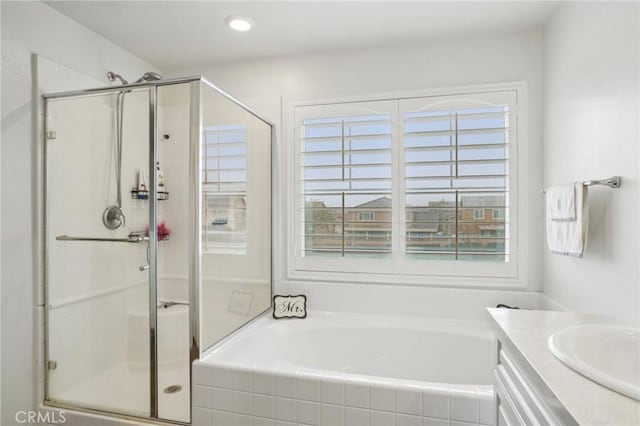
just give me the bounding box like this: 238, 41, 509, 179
45, 88, 153, 417
199, 80, 272, 352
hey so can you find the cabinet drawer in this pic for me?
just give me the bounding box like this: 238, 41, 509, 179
498, 349, 563, 426
494, 370, 526, 426
497, 345, 564, 426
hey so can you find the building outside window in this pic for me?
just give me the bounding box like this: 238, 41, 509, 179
358, 211, 375, 221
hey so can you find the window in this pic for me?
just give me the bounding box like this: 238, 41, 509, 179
291, 88, 519, 280
298, 105, 393, 258
202, 125, 248, 254
358, 212, 375, 221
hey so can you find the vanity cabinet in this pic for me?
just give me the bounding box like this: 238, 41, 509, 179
488, 308, 640, 426
493, 338, 574, 426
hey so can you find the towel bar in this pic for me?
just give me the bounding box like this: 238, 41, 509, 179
542, 176, 621, 193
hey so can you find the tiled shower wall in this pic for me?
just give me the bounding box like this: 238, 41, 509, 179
192, 361, 494, 426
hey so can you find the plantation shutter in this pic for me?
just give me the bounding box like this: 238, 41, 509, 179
295, 101, 395, 258
401, 92, 515, 261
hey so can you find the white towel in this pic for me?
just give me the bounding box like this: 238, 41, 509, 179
546, 184, 576, 221
546, 182, 589, 257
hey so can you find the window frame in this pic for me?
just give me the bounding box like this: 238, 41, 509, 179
284, 82, 528, 288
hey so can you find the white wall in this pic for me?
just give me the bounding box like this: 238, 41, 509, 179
1, 2, 159, 424
542, 2, 640, 325
169, 31, 544, 295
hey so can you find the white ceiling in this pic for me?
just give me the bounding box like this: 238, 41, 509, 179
46, 1, 559, 71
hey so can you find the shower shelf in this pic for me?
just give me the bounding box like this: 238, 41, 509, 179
131, 189, 169, 200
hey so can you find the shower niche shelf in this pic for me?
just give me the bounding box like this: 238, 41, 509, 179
131, 189, 169, 200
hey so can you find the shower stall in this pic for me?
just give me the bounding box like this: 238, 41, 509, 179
42, 76, 272, 423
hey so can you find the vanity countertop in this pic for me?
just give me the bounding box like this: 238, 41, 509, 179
487, 308, 640, 426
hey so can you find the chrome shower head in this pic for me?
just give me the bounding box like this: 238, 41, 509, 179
107, 71, 128, 85
135, 72, 163, 83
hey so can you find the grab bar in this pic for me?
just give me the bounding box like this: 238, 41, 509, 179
56, 233, 148, 243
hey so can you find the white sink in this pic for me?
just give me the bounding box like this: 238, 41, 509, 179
548, 325, 640, 401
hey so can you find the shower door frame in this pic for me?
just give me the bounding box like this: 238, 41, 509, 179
38, 76, 275, 424
41, 76, 273, 424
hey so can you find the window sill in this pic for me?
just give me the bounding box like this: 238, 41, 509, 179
286, 267, 526, 290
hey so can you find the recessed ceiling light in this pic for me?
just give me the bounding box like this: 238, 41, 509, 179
225, 15, 254, 32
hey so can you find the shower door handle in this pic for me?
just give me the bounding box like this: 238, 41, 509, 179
139, 264, 150, 271
56, 233, 149, 243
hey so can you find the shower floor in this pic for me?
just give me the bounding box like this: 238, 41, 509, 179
56, 360, 190, 422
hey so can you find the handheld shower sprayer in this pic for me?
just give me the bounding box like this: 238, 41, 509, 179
101, 70, 162, 230
135, 72, 163, 83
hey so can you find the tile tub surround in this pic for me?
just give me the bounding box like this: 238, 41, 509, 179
192, 364, 493, 426
192, 311, 496, 425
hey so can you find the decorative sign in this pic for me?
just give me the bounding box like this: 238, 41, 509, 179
273, 294, 307, 319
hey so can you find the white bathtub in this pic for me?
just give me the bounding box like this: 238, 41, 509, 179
193, 311, 496, 426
